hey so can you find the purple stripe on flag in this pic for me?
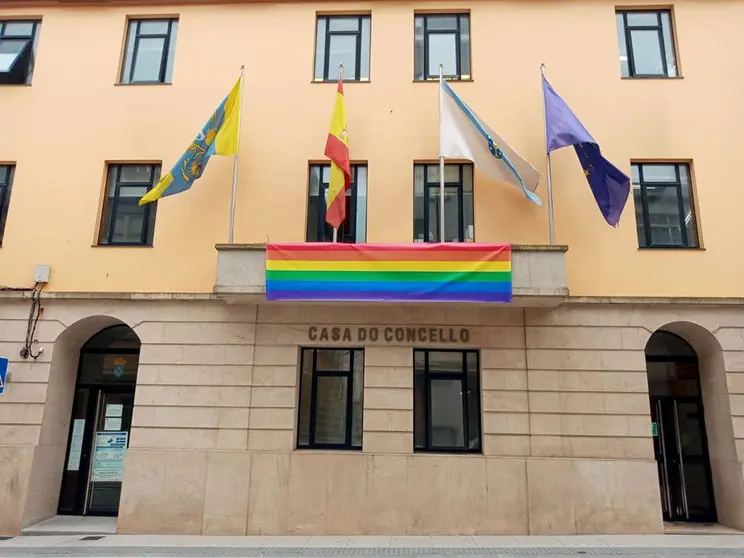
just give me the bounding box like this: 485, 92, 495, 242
266, 290, 512, 303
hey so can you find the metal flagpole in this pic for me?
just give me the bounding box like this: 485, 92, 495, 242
540, 63, 556, 245
228, 65, 246, 244
332, 63, 344, 243
438, 64, 445, 243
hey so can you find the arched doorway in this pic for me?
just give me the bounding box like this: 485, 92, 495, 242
57, 324, 140, 517
646, 330, 716, 523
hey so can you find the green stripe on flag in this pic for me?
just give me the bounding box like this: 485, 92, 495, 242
265, 270, 512, 283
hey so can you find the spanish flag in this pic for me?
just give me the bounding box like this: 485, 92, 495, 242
324, 77, 351, 229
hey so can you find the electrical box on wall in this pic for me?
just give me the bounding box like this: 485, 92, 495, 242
34, 265, 51, 284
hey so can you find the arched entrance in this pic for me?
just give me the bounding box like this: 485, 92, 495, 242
646, 330, 716, 523
57, 324, 140, 517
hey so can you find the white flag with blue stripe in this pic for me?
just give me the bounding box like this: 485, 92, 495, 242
439, 77, 542, 205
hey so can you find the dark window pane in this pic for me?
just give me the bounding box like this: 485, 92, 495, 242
315, 376, 348, 445
679, 166, 698, 247
626, 12, 658, 26
414, 350, 481, 453
360, 17, 371, 80
3, 22, 35, 36
616, 14, 630, 77
427, 16, 458, 30
413, 351, 427, 449
430, 379, 465, 448
139, 20, 170, 35
413, 17, 424, 80
0, 165, 14, 245
0, 166, 7, 183
328, 17, 359, 32
660, 13, 677, 77
316, 349, 350, 371
314, 18, 326, 80
634, 163, 698, 249
297, 348, 364, 450
428, 33, 457, 77
298, 350, 314, 446
632, 185, 646, 247
351, 350, 364, 447
119, 165, 153, 183
413, 166, 426, 242
121, 19, 177, 85
306, 164, 366, 243
630, 29, 665, 75
131, 37, 166, 82
428, 351, 464, 373
328, 34, 357, 80
0, 40, 25, 71
459, 15, 471, 78
99, 165, 158, 246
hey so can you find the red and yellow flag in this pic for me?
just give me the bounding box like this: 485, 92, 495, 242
324, 77, 351, 229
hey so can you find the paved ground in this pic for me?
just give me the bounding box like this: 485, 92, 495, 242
2, 535, 744, 558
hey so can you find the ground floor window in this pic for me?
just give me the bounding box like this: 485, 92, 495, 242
414, 349, 481, 452
297, 348, 364, 449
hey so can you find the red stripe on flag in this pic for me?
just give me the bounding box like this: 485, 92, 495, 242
324, 134, 351, 176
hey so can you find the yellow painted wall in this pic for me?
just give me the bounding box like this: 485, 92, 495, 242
0, 0, 739, 297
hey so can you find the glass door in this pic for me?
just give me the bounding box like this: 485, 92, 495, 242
86, 391, 134, 515
651, 396, 716, 522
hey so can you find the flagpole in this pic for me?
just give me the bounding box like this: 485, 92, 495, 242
228, 65, 245, 244
540, 63, 556, 245
438, 63, 445, 243
332, 63, 344, 244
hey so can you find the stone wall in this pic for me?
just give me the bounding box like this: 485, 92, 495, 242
1, 298, 744, 535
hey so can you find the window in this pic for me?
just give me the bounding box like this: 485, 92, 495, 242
120, 19, 178, 84
414, 350, 481, 453
314, 15, 370, 82
307, 164, 367, 243
414, 14, 471, 81
0, 165, 15, 245
0, 21, 40, 85
616, 10, 677, 78
632, 163, 698, 249
98, 164, 160, 246
298, 348, 364, 450
414, 163, 473, 242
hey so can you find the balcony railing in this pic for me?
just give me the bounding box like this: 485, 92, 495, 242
214, 243, 568, 307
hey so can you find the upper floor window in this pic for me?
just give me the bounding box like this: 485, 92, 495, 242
0, 21, 40, 85
616, 10, 677, 78
414, 163, 473, 242
414, 13, 471, 81
0, 165, 15, 245
307, 164, 367, 243
298, 348, 364, 450
414, 350, 481, 453
314, 15, 370, 82
98, 164, 160, 246
120, 19, 178, 84
632, 162, 698, 249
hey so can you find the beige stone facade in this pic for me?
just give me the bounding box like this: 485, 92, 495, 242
1, 296, 744, 536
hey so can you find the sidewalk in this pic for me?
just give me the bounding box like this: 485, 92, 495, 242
3, 534, 744, 557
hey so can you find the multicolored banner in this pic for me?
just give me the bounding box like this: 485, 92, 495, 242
265, 243, 512, 303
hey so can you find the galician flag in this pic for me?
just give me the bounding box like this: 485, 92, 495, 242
324, 77, 351, 229
439, 76, 541, 205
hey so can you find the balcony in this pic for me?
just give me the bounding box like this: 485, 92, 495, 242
214, 243, 568, 307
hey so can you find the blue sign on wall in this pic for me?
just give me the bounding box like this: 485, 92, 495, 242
0, 357, 8, 395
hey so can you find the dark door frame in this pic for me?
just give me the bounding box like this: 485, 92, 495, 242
646, 332, 717, 523
58, 326, 139, 517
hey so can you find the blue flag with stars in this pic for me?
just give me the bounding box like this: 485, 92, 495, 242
542, 76, 630, 227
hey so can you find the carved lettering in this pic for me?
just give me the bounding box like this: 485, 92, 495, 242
309, 326, 318, 341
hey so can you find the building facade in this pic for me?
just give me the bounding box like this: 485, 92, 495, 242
1, 0, 744, 537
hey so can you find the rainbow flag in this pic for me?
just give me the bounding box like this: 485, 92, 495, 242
265, 243, 512, 303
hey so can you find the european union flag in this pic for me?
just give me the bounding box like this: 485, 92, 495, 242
542, 76, 630, 227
